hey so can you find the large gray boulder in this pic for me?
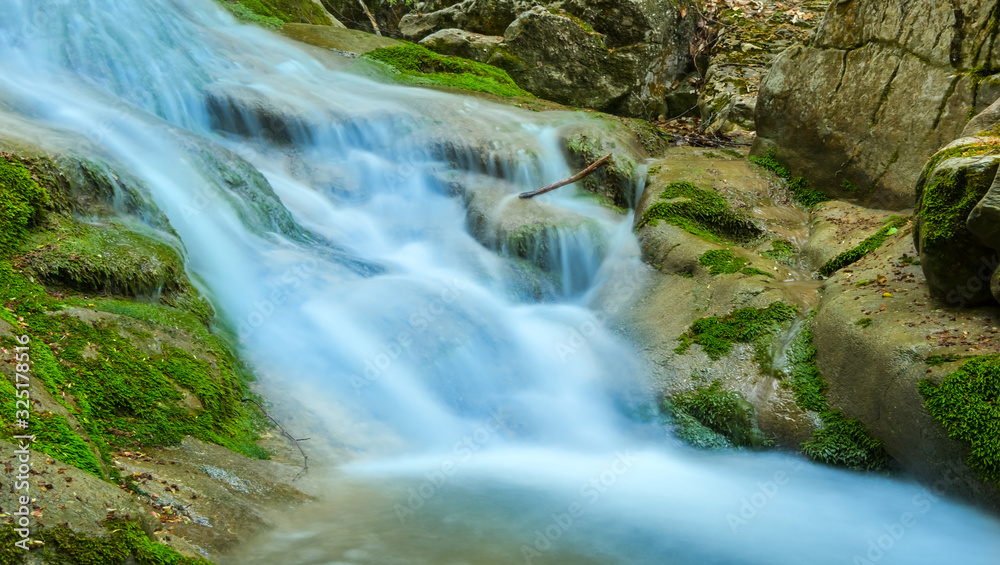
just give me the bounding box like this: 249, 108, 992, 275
419, 28, 503, 63
753, 0, 1000, 209
402, 0, 695, 118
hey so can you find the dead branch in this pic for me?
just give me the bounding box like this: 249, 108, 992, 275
518, 153, 613, 199
241, 398, 309, 478
356, 0, 382, 36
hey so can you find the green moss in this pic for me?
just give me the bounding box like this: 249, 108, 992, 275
748, 149, 830, 210
698, 249, 746, 275
675, 302, 797, 360
637, 182, 764, 243
761, 239, 797, 265
0, 250, 267, 476
802, 411, 890, 472
855, 318, 873, 329
924, 353, 967, 366
721, 149, 744, 159
841, 179, 859, 192
919, 356, 1000, 483
818, 216, 910, 276
22, 218, 186, 297
217, 0, 331, 28
0, 156, 50, 258
662, 381, 772, 449
915, 144, 1000, 250
362, 44, 530, 98
783, 312, 828, 412
2, 520, 212, 565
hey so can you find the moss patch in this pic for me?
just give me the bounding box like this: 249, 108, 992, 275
761, 239, 796, 265
919, 356, 1000, 483
637, 182, 764, 244
362, 44, 531, 98
662, 381, 771, 449
698, 249, 773, 277
218, 0, 332, 28
20, 218, 186, 297
748, 149, 829, 210
802, 411, 890, 472
2, 520, 211, 564
0, 155, 50, 258
818, 216, 910, 277
675, 302, 797, 360
782, 311, 827, 412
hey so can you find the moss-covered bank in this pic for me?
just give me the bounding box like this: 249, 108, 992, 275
362, 44, 531, 98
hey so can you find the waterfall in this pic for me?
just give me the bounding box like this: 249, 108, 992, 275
1, 1, 998, 564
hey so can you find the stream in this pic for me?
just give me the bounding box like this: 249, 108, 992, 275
1, 1, 999, 563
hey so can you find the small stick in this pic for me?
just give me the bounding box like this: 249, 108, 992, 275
241, 398, 309, 478
518, 153, 613, 199
356, 0, 382, 36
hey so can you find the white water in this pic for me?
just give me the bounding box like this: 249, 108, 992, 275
1, 1, 998, 563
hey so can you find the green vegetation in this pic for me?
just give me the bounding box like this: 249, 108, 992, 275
855, 318, 873, 329
841, 179, 859, 192
0, 155, 268, 482
698, 249, 774, 277
802, 411, 890, 472
761, 239, 797, 265
0, 156, 50, 257
675, 302, 797, 360
217, 0, 332, 28
748, 148, 829, 209
2, 520, 211, 565
662, 381, 771, 449
783, 312, 827, 412
363, 44, 531, 98
915, 143, 1000, 253
778, 313, 889, 472
919, 356, 1000, 483
818, 216, 910, 276
925, 353, 968, 366
636, 182, 764, 243
22, 218, 186, 297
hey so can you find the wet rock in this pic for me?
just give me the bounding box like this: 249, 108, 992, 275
281, 23, 402, 56
754, 0, 999, 209
399, 0, 527, 39
419, 28, 503, 63
914, 139, 1000, 306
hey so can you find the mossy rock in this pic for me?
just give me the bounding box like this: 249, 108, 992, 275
674, 301, 797, 361
219, 0, 333, 28
919, 355, 1000, 485
663, 381, 772, 449
2, 520, 211, 565
0, 155, 49, 258
361, 43, 531, 98
21, 218, 187, 297
636, 181, 764, 244
914, 140, 1000, 306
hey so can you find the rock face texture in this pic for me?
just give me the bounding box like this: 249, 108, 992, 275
754, 0, 1000, 209
398, 0, 696, 117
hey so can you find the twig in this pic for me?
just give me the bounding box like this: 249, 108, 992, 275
356, 0, 382, 36
518, 153, 613, 199
241, 398, 309, 478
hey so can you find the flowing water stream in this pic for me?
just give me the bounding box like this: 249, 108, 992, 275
2, 1, 999, 563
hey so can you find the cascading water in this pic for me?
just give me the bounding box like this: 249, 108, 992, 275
1, 1, 998, 563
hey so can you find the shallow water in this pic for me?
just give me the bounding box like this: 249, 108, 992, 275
1, 1, 998, 563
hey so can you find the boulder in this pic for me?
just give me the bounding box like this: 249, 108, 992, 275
914, 138, 1000, 307
399, 0, 528, 39
419, 28, 503, 63
402, 0, 695, 118
753, 0, 1000, 209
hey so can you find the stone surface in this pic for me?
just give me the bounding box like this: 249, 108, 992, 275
813, 232, 1000, 512
419, 28, 503, 62
753, 0, 1000, 209
281, 23, 402, 55
914, 139, 1000, 307
399, 0, 528, 39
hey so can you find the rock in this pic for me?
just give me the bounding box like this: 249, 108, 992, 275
914, 138, 1000, 307
281, 23, 402, 56
403, 0, 695, 117
399, 0, 527, 40
813, 233, 1000, 512
487, 7, 638, 112
963, 97, 1000, 138
754, 0, 1000, 209
419, 28, 503, 63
